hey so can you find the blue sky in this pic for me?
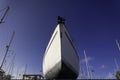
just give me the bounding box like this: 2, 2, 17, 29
0, 0, 120, 79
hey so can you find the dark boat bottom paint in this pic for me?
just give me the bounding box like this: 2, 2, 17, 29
45, 62, 77, 79
56, 62, 77, 79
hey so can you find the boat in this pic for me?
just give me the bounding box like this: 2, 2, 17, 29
43, 16, 79, 79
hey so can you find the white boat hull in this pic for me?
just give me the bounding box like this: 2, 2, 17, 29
43, 23, 79, 79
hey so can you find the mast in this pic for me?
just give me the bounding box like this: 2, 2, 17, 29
114, 58, 119, 70
16, 68, 19, 79
24, 64, 27, 74
10, 61, 14, 75
0, 0, 15, 24
8, 53, 16, 75
116, 40, 120, 51
0, 6, 10, 24
0, 31, 15, 70
84, 50, 91, 79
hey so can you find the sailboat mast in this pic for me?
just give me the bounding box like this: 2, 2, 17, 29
114, 58, 119, 70
84, 50, 90, 79
116, 40, 120, 51
0, 6, 10, 24
8, 53, 16, 75
0, 31, 15, 69
16, 68, 19, 79
24, 64, 27, 74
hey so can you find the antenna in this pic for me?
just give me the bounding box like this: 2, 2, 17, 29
0, 31, 15, 69
0, 6, 10, 24
116, 40, 120, 51
84, 50, 91, 79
